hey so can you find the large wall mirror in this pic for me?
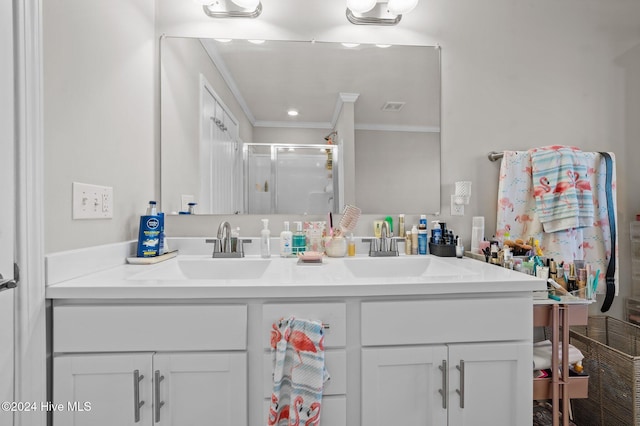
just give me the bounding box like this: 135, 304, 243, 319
160, 37, 441, 215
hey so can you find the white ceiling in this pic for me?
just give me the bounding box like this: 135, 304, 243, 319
201, 39, 441, 132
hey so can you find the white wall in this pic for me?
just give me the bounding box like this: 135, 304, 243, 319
43, 0, 156, 252
43, 0, 640, 318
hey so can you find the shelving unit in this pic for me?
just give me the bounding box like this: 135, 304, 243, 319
627, 222, 640, 324
533, 302, 589, 426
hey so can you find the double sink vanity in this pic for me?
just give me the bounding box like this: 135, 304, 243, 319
46, 238, 544, 426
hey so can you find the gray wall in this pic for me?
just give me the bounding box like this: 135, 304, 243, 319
43, 0, 640, 319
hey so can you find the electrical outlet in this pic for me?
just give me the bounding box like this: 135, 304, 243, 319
451, 195, 465, 216
72, 182, 113, 219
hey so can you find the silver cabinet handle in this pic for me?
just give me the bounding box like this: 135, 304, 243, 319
154, 370, 165, 423
133, 370, 145, 423
455, 360, 465, 409
438, 359, 448, 409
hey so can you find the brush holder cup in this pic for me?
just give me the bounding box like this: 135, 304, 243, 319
323, 236, 347, 257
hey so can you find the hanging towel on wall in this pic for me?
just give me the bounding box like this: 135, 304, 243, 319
530, 146, 594, 233
496, 149, 618, 297
267, 317, 329, 426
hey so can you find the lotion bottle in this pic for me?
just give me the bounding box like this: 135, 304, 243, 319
280, 221, 293, 257
411, 225, 419, 255
261, 218, 271, 258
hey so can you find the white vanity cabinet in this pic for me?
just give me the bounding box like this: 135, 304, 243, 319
52, 303, 248, 426
360, 298, 533, 426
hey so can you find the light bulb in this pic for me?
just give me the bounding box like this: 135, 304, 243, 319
346, 0, 377, 14
230, 0, 260, 9
387, 0, 418, 15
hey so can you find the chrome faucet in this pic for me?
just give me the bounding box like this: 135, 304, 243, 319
217, 221, 232, 253
364, 220, 399, 257
206, 221, 250, 258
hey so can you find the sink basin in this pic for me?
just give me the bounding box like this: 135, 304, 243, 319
131, 257, 271, 280
177, 258, 271, 279
344, 256, 472, 278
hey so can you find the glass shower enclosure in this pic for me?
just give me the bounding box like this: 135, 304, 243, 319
243, 143, 340, 214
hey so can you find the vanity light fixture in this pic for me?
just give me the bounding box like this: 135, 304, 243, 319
346, 0, 419, 25
202, 0, 262, 19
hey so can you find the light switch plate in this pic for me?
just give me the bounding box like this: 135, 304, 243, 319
72, 182, 113, 219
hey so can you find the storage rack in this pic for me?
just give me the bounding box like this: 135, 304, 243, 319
627, 222, 640, 324
533, 302, 589, 426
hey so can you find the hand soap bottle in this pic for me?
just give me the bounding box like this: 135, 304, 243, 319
260, 218, 271, 258
292, 221, 306, 255
280, 221, 293, 257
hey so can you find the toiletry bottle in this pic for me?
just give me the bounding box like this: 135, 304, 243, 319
432, 220, 441, 244
417, 215, 428, 255
398, 214, 405, 238
158, 211, 166, 255
280, 221, 293, 257
292, 221, 306, 255
187, 202, 197, 214
405, 230, 412, 255
347, 233, 356, 256
456, 236, 464, 258
137, 201, 161, 258
261, 218, 271, 258
411, 225, 418, 255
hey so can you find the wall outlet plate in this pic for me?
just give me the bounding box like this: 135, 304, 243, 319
72, 182, 113, 219
451, 195, 464, 216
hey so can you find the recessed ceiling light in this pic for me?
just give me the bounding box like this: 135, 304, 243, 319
215, 38, 233, 43
287, 109, 299, 117
376, 44, 392, 48
341, 43, 360, 48
248, 39, 266, 45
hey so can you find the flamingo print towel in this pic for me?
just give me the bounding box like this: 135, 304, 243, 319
496, 148, 618, 296
530, 146, 594, 232
267, 317, 329, 426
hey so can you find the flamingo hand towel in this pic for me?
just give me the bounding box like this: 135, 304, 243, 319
530, 146, 594, 232
267, 317, 329, 426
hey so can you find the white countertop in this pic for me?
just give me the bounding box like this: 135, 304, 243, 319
46, 252, 545, 300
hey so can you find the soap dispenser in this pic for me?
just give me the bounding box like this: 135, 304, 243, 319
261, 219, 271, 258
280, 221, 293, 257
292, 221, 306, 255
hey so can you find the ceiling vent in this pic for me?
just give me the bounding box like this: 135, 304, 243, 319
381, 101, 405, 112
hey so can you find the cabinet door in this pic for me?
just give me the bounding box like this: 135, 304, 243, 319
153, 352, 247, 426
362, 346, 448, 426
53, 353, 153, 426
447, 342, 531, 426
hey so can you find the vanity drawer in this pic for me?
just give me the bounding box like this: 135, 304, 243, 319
262, 303, 346, 349
361, 297, 531, 346
263, 349, 346, 396
54, 304, 247, 352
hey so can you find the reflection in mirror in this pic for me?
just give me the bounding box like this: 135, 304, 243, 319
244, 143, 339, 214
160, 37, 441, 215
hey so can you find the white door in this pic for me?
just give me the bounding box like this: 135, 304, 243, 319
153, 352, 247, 426
53, 353, 154, 426
362, 346, 448, 426
0, 0, 16, 424
199, 77, 240, 214
447, 342, 531, 426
